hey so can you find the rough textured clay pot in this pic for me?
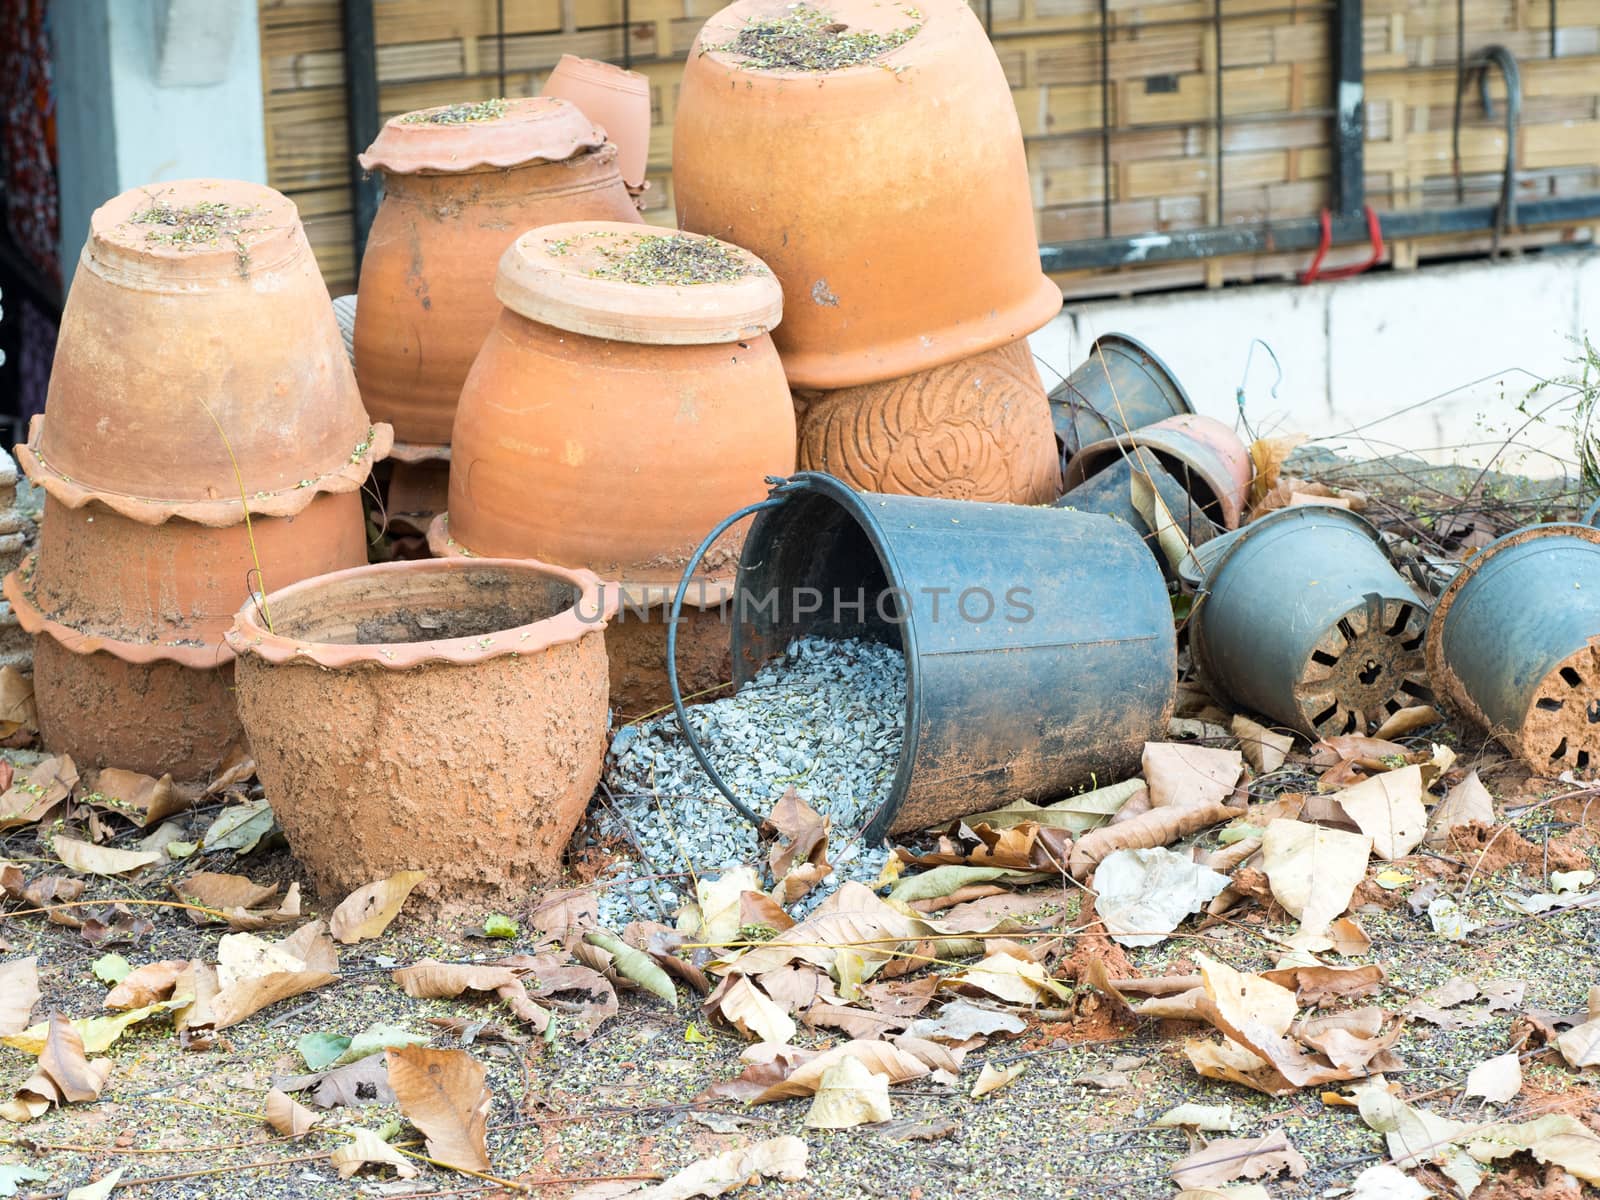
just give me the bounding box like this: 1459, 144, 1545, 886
541, 56, 651, 189
355, 98, 642, 447
30, 180, 385, 522
445, 222, 796, 583
1062, 413, 1253, 529
1049, 333, 1195, 462
227, 558, 614, 902
795, 341, 1061, 503
673, 0, 1061, 390
1427, 522, 1600, 776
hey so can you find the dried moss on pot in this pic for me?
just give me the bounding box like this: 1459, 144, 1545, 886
127, 197, 260, 275
585, 233, 758, 286
714, 3, 921, 70
399, 98, 510, 124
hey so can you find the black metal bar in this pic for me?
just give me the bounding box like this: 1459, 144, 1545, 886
1039, 193, 1600, 272
623, 0, 633, 69
1550, 0, 1558, 57
985, 0, 994, 36
340, 0, 382, 267
496, 0, 506, 94
1213, 0, 1224, 223
1331, 0, 1365, 216
1098, 0, 1111, 237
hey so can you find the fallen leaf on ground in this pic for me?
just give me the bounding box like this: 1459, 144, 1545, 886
201, 799, 276, 854
1333, 765, 1428, 859
1143, 742, 1243, 809
963, 779, 1144, 834
184, 921, 338, 1031
481, 914, 518, 939
0, 958, 38, 1036
1426, 771, 1495, 848
1260, 819, 1372, 933
767, 790, 831, 903
946, 951, 1071, 1006
276, 1053, 396, 1108
970, 1061, 1025, 1098
264, 1088, 320, 1136
0, 756, 78, 829
1556, 1017, 1600, 1069
52, 836, 159, 877
693, 866, 764, 946
1154, 1103, 1235, 1131
1070, 802, 1237, 878
4, 999, 188, 1055
1464, 1052, 1522, 1103
889, 865, 1048, 904
1094, 847, 1229, 947
90, 954, 131, 985
753, 1040, 929, 1102
584, 930, 677, 1008
103, 960, 190, 1010
0, 1163, 49, 1193
1329, 916, 1372, 956
725, 882, 928, 980
84, 769, 188, 828
0, 667, 36, 738
1349, 1163, 1430, 1199
528, 887, 597, 947
1373, 705, 1442, 740
1260, 963, 1385, 1004
1428, 895, 1481, 941
903, 1000, 1026, 1042
1170, 1130, 1308, 1189
804, 1055, 891, 1128
630, 1135, 806, 1199
386, 1046, 490, 1173
1466, 1113, 1600, 1184
39, 1013, 108, 1103
331, 1127, 419, 1180
710, 976, 795, 1045
329, 871, 426, 944
171, 872, 286, 927
1232, 715, 1293, 773
64, 1167, 125, 1200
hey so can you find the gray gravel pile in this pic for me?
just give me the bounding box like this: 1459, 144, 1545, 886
594, 635, 906, 928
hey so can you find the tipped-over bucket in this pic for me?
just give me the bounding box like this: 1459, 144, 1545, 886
1187, 505, 1432, 738
730, 472, 1176, 839
1054, 453, 1219, 577
1049, 333, 1195, 462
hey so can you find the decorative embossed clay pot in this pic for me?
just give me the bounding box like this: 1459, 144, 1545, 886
541, 56, 651, 189
227, 559, 615, 903
673, 0, 1060, 389
354, 98, 642, 448
443, 222, 795, 583
29, 180, 385, 521
795, 342, 1062, 503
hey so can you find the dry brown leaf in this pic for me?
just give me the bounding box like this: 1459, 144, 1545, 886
802, 1003, 908, 1040
738, 890, 796, 935
1464, 1052, 1522, 1103
753, 1040, 930, 1102
1261, 963, 1385, 1004
39, 1014, 108, 1103
52, 835, 159, 877
329, 871, 427, 944
391, 959, 519, 1000
1232, 716, 1293, 774
1373, 705, 1443, 740
767, 790, 831, 904
1248, 434, 1308, 509
196, 921, 339, 1031
104, 960, 191, 1010
264, 1087, 320, 1136
1556, 1018, 1600, 1069
205, 745, 257, 795
970, 1061, 1025, 1098
1329, 916, 1372, 956
712, 977, 796, 1045
727, 882, 929, 978
528, 887, 599, 949
0, 665, 37, 737
386, 1046, 491, 1173
0, 756, 78, 829
85, 769, 189, 828
804, 1056, 891, 1129
331, 1128, 419, 1180
945, 952, 1072, 1005
1259, 819, 1372, 933
629, 1135, 806, 1199
172, 872, 281, 925
0, 957, 39, 1036
1426, 771, 1496, 849
1333, 765, 1428, 859
1070, 802, 1236, 879
1170, 1129, 1308, 1190
755, 966, 841, 1013
1142, 742, 1243, 809
890, 1035, 965, 1075
0, 1067, 58, 1123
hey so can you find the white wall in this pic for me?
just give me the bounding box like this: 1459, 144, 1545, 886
1030, 248, 1600, 480
51, 0, 268, 278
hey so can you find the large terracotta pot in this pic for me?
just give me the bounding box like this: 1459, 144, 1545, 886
796, 342, 1062, 503
673, 0, 1061, 390
354, 98, 642, 448
226, 559, 614, 903
28, 180, 384, 523
444, 221, 796, 584
541, 56, 651, 189
18, 488, 365, 652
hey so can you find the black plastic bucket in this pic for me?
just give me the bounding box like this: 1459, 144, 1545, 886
728, 473, 1177, 840
1049, 333, 1195, 462
1054, 454, 1219, 576
1186, 505, 1432, 738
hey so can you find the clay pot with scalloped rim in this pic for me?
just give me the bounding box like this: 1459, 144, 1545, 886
673, 0, 1060, 390
226, 559, 615, 902
29, 180, 386, 522
795, 342, 1062, 503
439, 221, 795, 584
354, 98, 642, 450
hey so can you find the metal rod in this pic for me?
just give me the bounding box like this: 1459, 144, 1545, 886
1331, 0, 1365, 216
1213, 0, 1224, 224
496, 0, 506, 95
624, 0, 633, 69
1099, 0, 1112, 237
338, 0, 381, 267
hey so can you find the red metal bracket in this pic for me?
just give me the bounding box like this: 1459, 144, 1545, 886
1299, 205, 1384, 285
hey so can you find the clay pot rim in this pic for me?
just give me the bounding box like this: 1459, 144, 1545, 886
4, 561, 238, 668
225, 557, 616, 670
87, 180, 304, 285
425, 513, 737, 602
358, 96, 606, 176
691, 0, 938, 80
1062, 412, 1250, 530
18, 418, 394, 528
546, 54, 650, 95
496, 222, 784, 345
387, 439, 452, 465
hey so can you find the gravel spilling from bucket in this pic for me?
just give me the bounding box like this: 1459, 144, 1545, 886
594, 635, 905, 929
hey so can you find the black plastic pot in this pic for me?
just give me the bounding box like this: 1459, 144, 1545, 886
1428, 522, 1600, 774
1186, 505, 1432, 738
1049, 333, 1194, 461
1054, 454, 1219, 576
719, 473, 1177, 840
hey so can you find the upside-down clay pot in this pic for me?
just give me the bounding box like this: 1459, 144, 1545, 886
28, 180, 385, 521
795, 342, 1062, 503
673, 0, 1061, 389
226, 559, 615, 903
443, 221, 796, 583
1062, 413, 1254, 529
541, 56, 652, 189
354, 98, 642, 447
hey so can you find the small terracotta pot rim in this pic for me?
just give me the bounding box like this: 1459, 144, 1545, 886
18, 420, 394, 528
424, 514, 736, 604
548, 54, 649, 94
4, 562, 237, 668
226, 557, 616, 670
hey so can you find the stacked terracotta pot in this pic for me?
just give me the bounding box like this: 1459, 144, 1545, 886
353, 97, 641, 534
430, 222, 797, 719
673, 0, 1063, 503
4, 179, 388, 780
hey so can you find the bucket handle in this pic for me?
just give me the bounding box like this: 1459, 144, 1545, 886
666, 477, 801, 832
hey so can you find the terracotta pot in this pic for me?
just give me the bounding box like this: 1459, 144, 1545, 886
17, 490, 365, 655
795, 342, 1062, 503
382, 458, 451, 538
30, 179, 384, 522
29, 633, 245, 781
540, 56, 651, 189
673, 0, 1061, 390
225, 558, 615, 903
446, 222, 795, 583
1061, 413, 1254, 529
354, 98, 642, 447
